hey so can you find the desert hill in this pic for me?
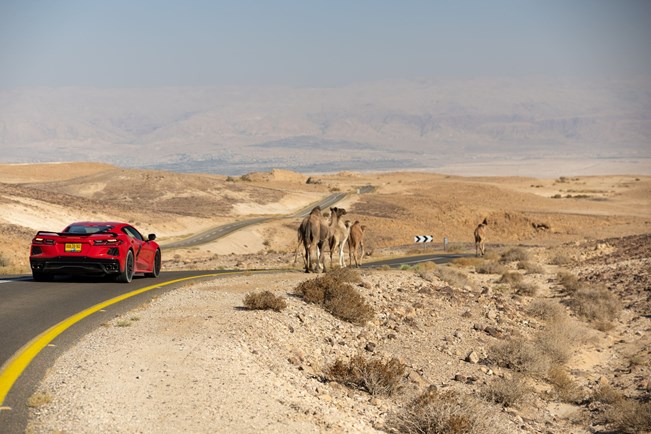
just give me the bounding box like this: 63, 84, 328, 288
0, 162, 649, 273
2, 163, 650, 433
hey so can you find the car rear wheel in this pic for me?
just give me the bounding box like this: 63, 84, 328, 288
116, 250, 135, 283
32, 271, 54, 282
145, 249, 161, 278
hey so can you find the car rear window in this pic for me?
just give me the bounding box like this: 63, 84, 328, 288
65, 225, 114, 234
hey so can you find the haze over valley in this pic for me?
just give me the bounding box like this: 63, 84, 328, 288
2, 76, 650, 176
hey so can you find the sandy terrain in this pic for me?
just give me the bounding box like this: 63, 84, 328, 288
0, 162, 649, 433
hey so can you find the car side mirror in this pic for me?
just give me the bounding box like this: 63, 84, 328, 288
148, 234, 156, 241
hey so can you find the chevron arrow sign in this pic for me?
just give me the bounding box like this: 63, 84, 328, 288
414, 235, 433, 243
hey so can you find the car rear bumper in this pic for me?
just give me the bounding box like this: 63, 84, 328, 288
30, 256, 121, 275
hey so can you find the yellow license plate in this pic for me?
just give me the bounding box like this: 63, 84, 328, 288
65, 243, 82, 252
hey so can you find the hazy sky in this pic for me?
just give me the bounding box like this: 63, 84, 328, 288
1, 0, 650, 88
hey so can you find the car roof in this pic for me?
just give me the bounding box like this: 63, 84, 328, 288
67, 222, 128, 227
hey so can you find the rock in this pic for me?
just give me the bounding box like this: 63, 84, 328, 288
365, 342, 376, 352
484, 326, 503, 338
465, 351, 480, 364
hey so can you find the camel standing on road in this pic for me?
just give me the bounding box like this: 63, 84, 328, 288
300, 206, 329, 273
474, 218, 488, 257
327, 207, 349, 268
347, 220, 366, 267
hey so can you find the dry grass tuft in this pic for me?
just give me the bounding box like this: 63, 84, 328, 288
387, 387, 504, 434
475, 261, 507, 275
488, 338, 550, 377
294, 273, 374, 324
243, 290, 287, 312
498, 271, 524, 286
605, 399, 651, 433
557, 271, 583, 293
549, 254, 572, 266
566, 284, 622, 330
534, 319, 580, 365
326, 355, 405, 396
326, 266, 363, 285
547, 366, 583, 403
515, 281, 539, 296
592, 382, 623, 404
500, 248, 530, 263
423, 265, 470, 289
481, 375, 530, 407
527, 299, 567, 321
517, 261, 545, 274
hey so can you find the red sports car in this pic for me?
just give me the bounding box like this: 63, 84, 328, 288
29, 222, 161, 283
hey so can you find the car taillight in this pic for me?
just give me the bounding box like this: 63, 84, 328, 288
93, 239, 121, 246
32, 237, 55, 245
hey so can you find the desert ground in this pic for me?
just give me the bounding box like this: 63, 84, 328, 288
0, 162, 650, 433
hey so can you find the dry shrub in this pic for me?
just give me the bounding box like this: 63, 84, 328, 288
294, 274, 374, 324
481, 375, 529, 407
592, 382, 623, 404
557, 271, 583, 293
452, 257, 484, 268
498, 271, 524, 286
517, 261, 545, 274
534, 319, 580, 365
387, 387, 504, 434
0, 253, 9, 268
500, 248, 530, 263
488, 338, 550, 377
243, 291, 287, 312
414, 261, 438, 272
549, 254, 572, 265
515, 281, 538, 297
429, 265, 469, 289
528, 299, 566, 321
326, 355, 405, 396
606, 399, 651, 433
326, 266, 363, 285
476, 261, 507, 275
567, 284, 622, 330
547, 366, 582, 403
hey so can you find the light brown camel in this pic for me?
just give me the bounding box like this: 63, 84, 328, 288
327, 207, 349, 268
300, 206, 328, 273
347, 220, 366, 267
474, 218, 488, 257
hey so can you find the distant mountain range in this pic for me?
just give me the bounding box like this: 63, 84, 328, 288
1, 77, 649, 175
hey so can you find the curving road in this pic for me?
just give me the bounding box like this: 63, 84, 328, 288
0, 270, 249, 432
161, 192, 349, 249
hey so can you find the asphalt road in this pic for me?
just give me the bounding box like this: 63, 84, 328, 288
0, 270, 235, 432
161, 192, 349, 249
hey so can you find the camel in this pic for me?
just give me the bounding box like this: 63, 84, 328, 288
327, 207, 349, 268
474, 218, 488, 257
299, 206, 329, 273
347, 220, 366, 267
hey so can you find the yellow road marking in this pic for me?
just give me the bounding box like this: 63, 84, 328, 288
0, 273, 233, 407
